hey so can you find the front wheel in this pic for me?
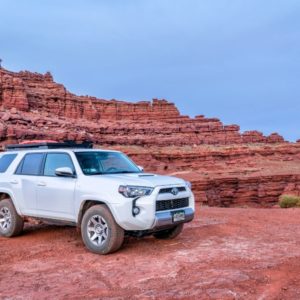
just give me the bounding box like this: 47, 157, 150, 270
0, 199, 24, 237
153, 223, 184, 239
81, 205, 124, 255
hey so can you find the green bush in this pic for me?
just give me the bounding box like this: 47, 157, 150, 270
279, 194, 300, 208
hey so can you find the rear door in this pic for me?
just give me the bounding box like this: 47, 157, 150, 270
35, 152, 76, 221
12, 153, 45, 215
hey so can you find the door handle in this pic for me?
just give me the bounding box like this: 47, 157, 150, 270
37, 181, 47, 187
10, 180, 18, 184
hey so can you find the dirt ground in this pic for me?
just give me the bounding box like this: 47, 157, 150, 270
1, 204, 300, 300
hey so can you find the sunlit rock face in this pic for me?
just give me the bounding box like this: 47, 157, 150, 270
1, 67, 299, 207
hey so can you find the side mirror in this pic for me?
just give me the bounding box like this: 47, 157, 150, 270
55, 167, 74, 177
137, 165, 144, 172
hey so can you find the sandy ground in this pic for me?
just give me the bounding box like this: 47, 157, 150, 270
1, 204, 300, 300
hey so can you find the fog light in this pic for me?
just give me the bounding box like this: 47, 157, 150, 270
132, 207, 140, 216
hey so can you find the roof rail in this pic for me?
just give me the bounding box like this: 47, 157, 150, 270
4, 140, 93, 151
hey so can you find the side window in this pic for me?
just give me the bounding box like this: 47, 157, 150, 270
43, 153, 75, 176
16, 153, 44, 175
0, 154, 17, 173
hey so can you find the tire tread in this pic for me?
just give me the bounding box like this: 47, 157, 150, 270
0, 198, 24, 237
81, 204, 124, 254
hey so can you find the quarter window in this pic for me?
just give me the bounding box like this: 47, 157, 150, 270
0, 154, 17, 173
43, 153, 75, 176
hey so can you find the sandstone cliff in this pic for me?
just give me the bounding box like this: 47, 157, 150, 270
0, 68, 286, 146
0, 67, 299, 207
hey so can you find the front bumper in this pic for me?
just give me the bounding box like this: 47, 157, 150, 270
110, 186, 195, 231
152, 207, 194, 230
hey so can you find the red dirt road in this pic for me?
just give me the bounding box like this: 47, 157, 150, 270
1, 204, 300, 300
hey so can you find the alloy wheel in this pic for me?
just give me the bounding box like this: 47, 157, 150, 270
87, 215, 109, 246
0, 207, 12, 231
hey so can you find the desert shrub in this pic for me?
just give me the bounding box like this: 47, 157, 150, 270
279, 194, 300, 208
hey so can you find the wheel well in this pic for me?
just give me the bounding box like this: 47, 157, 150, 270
0, 193, 11, 201
77, 200, 107, 226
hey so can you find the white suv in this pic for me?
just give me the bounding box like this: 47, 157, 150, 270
0, 141, 195, 254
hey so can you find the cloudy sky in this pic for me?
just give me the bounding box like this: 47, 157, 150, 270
1, 0, 299, 140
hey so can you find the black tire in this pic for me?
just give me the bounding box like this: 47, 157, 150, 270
0, 199, 24, 237
153, 223, 184, 239
81, 204, 124, 255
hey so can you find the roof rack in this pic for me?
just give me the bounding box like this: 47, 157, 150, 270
4, 140, 93, 151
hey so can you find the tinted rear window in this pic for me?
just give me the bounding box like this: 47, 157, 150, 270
16, 153, 44, 175
0, 154, 17, 173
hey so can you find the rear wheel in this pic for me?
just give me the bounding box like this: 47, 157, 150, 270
153, 223, 184, 239
81, 205, 124, 254
0, 199, 24, 237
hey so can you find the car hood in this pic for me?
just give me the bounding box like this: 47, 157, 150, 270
99, 173, 186, 187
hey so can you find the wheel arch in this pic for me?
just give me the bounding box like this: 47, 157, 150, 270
0, 192, 11, 201
77, 200, 110, 227
0, 191, 21, 215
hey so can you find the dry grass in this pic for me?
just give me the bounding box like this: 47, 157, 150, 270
279, 194, 300, 208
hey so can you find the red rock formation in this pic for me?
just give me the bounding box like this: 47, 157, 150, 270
0, 71, 29, 111
0, 67, 286, 146
120, 143, 300, 207
0, 67, 299, 207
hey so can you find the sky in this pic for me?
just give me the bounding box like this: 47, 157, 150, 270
1, 0, 300, 141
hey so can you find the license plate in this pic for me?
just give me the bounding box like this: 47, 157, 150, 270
172, 210, 185, 222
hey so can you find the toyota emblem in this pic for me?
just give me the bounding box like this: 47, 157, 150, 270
171, 187, 179, 195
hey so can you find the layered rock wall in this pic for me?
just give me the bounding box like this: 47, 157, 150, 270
121, 143, 300, 207
0, 68, 285, 146
0, 67, 298, 207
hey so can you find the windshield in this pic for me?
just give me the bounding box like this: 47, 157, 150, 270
75, 151, 141, 175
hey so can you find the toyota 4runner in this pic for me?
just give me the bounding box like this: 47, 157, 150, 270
0, 141, 195, 254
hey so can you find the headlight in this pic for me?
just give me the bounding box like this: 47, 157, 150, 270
118, 185, 154, 198
185, 181, 192, 189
